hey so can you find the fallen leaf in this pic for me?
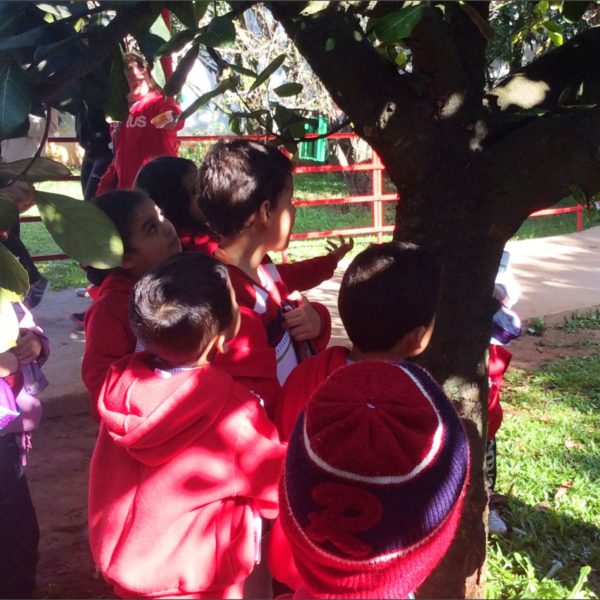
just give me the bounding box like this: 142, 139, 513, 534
535, 501, 552, 511
564, 439, 583, 449
553, 480, 574, 500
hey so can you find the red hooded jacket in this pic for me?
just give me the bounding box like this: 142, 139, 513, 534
82, 271, 137, 419
96, 91, 183, 195
89, 352, 285, 599
214, 255, 336, 425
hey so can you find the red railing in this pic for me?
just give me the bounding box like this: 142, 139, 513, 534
24, 133, 584, 262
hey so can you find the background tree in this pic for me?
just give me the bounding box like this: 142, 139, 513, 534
1, 1, 599, 596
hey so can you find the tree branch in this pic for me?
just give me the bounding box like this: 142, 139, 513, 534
486, 26, 600, 113
37, 3, 157, 104
476, 106, 600, 235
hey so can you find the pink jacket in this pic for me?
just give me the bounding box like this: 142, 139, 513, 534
89, 352, 285, 599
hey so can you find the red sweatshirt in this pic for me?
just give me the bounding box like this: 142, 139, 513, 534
82, 271, 137, 420
214, 255, 335, 424
97, 92, 183, 195
89, 353, 285, 599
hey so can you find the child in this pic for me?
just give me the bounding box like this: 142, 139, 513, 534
96, 51, 183, 194
279, 361, 470, 598
278, 241, 442, 440
88, 252, 286, 599
134, 155, 218, 254
81, 189, 182, 419
196, 139, 351, 420
0, 301, 49, 598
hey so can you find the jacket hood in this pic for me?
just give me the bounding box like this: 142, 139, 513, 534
98, 352, 233, 466
96, 271, 137, 299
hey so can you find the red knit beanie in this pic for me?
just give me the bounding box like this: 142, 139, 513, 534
280, 360, 470, 599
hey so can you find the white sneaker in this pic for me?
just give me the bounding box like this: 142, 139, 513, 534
76, 287, 89, 297
489, 509, 508, 534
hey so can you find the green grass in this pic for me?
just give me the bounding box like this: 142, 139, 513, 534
487, 356, 600, 599
17, 174, 600, 290
559, 309, 600, 334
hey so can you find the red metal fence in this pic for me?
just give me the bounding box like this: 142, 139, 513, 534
24, 133, 584, 262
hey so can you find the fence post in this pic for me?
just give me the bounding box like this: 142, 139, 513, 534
372, 151, 383, 243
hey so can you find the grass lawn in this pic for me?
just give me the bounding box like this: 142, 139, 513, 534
486, 310, 600, 599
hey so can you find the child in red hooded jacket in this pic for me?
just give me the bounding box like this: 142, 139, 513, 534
88, 252, 285, 599
81, 189, 182, 419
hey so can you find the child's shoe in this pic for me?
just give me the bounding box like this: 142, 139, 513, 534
24, 276, 48, 309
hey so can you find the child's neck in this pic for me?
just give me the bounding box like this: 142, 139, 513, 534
348, 345, 410, 363
219, 235, 268, 283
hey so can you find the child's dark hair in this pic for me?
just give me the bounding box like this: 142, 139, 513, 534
134, 156, 202, 232
130, 252, 234, 362
338, 242, 442, 353
196, 139, 293, 238
84, 189, 149, 286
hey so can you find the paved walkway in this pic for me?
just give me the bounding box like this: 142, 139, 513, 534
34, 226, 600, 415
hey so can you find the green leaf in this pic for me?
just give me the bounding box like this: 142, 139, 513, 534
0, 62, 31, 140
0, 157, 70, 183
170, 1, 199, 29
546, 29, 564, 46
249, 54, 286, 92
163, 43, 200, 96
0, 196, 18, 231
273, 83, 303, 97
156, 29, 197, 57
561, 1, 589, 22
194, 1, 209, 24
228, 62, 258, 78
0, 243, 29, 303
35, 191, 124, 268
178, 76, 238, 121
0, 298, 20, 352
372, 4, 426, 43
195, 15, 236, 48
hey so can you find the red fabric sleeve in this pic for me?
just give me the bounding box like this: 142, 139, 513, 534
96, 161, 118, 196
267, 516, 302, 591
214, 306, 281, 419
487, 344, 511, 440
82, 302, 136, 422
276, 253, 338, 292
234, 395, 286, 520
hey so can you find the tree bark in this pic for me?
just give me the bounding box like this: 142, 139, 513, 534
268, 3, 600, 597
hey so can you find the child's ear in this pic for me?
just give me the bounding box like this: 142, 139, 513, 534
214, 333, 229, 355
258, 200, 271, 225
406, 318, 436, 357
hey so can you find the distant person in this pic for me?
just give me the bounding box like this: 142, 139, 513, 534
278, 360, 470, 599
134, 155, 217, 254
0, 292, 50, 598
196, 139, 352, 421
0, 113, 58, 309
76, 105, 113, 201
96, 52, 183, 194
80, 189, 182, 419
88, 252, 285, 599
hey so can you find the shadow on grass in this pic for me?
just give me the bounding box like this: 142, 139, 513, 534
491, 495, 599, 596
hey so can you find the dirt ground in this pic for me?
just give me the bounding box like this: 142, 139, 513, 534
26, 314, 599, 599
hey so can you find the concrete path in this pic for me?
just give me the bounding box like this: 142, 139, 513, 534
33, 226, 600, 415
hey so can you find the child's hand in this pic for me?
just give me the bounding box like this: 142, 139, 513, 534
326, 236, 354, 263
283, 292, 322, 341
13, 331, 42, 365
0, 350, 19, 377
